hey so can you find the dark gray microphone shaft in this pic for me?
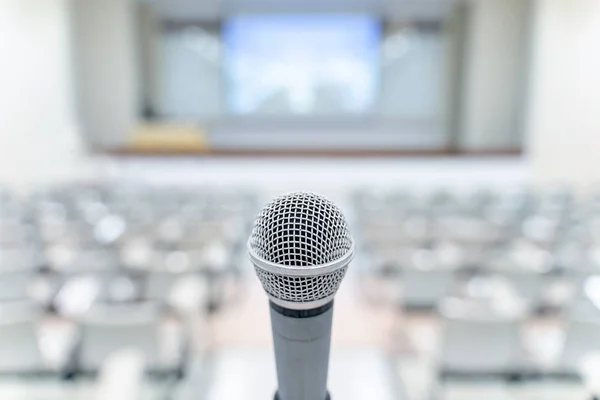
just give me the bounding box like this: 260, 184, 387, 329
270, 302, 333, 400
248, 192, 355, 400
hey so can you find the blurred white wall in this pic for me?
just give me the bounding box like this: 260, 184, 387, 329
527, 0, 600, 193
159, 30, 222, 119
70, 0, 139, 149
459, 0, 529, 151
380, 30, 445, 121
0, 0, 84, 190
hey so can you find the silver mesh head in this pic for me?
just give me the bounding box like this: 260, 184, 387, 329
248, 192, 354, 308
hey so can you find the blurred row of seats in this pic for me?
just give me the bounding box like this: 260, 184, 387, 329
353, 186, 600, 250
352, 186, 600, 386
0, 300, 191, 379
0, 184, 258, 378
352, 186, 600, 311
437, 295, 600, 377
423, 295, 600, 400
0, 184, 258, 313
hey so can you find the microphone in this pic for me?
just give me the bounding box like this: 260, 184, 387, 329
248, 192, 355, 400
95, 349, 145, 400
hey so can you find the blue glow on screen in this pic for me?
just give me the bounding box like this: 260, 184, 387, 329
224, 15, 381, 115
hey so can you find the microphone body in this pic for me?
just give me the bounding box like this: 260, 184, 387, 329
248, 192, 354, 400
270, 301, 333, 400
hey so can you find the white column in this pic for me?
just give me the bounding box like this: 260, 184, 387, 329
459, 0, 530, 151
138, 3, 162, 117
526, 0, 600, 193
70, 0, 139, 149
0, 0, 85, 190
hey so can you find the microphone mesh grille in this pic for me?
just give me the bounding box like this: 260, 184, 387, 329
254, 266, 348, 303
250, 192, 351, 266
249, 192, 353, 303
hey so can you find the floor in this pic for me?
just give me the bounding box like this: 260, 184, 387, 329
98, 156, 530, 200
203, 263, 590, 400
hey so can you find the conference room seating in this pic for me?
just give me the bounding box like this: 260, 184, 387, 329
24, 184, 256, 377
2, 180, 600, 398
485, 242, 553, 310
438, 298, 530, 379
402, 266, 457, 311
0, 221, 30, 247
0, 302, 76, 377
560, 312, 600, 375
119, 236, 155, 270
436, 215, 504, 246
75, 302, 188, 378
0, 184, 257, 386
0, 320, 48, 375
52, 272, 141, 318
353, 185, 600, 398
351, 186, 600, 312
0, 269, 36, 302
145, 269, 208, 310
46, 245, 121, 274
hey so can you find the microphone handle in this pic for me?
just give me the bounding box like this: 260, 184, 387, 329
269, 301, 334, 400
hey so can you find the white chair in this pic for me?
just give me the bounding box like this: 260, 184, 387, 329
560, 317, 600, 373
570, 274, 600, 308
146, 271, 210, 312
0, 222, 27, 246
54, 273, 142, 316
0, 304, 47, 374
146, 271, 187, 301
0, 270, 34, 301
40, 221, 95, 246
442, 382, 516, 400
77, 303, 185, 376
439, 300, 526, 375
0, 247, 40, 271
47, 246, 119, 273
521, 214, 561, 248
501, 270, 547, 308
569, 298, 600, 322
402, 267, 456, 309
100, 275, 143, 303
487, 242, 552, 308
436, 216, 501, 245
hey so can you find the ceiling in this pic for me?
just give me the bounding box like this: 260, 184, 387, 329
147, 0, 463, 21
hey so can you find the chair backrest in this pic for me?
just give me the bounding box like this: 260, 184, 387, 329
54, 272, 143, 316
560, 317, 600, 372
146, 272, 209, 311
440, 313, 524, 373
402, 268, 455, 308
100, 275, 142, 303
0, 270, 34, 301
0, 247, 39, 271
501, 270, 547, 304
0, 309, 45, 373
145, 272, 183, 301
571, 274, 600, 306
78, 304, 180, 373
49, 247, 119, 273
95, 349, 146, 400
0, 223, 27, 246
437, 216, 501, 245
442, 383, 517, 400
569, 298, 600, 321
